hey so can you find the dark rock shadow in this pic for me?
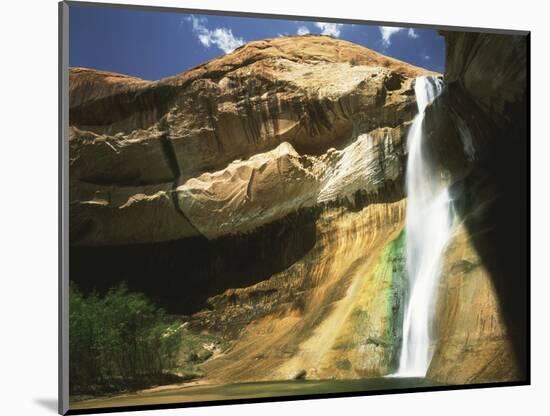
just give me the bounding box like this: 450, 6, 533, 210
428, 30, 529, 381
451, 137, 528, 380
70, 208, 320, 315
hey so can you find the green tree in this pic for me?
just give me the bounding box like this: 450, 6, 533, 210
69, 283, 183, 395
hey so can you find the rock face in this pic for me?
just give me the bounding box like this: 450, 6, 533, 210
69, 35, 431, 245
70, 36, 423, 382
178, 132, 405, 238
428, 225, 519, 383
193, 202, 406, 383
69, 33, 526, 386
423, 32, 528, 181
422, 31, 529, 382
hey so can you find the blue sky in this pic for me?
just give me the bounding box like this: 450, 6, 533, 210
69, 5, 445, 81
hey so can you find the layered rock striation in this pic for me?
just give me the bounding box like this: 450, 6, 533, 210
69, 35, 430, 245
194, 202, 407, 383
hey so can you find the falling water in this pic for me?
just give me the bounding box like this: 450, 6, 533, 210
395, 76, 454, 377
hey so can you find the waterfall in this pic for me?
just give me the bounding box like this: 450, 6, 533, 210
395, 76, 454, 377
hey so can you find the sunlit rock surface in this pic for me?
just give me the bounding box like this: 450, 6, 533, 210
69, 35, 431, 245
193, 201, 406, 383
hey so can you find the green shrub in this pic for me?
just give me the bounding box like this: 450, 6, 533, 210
69, 283, 183, 395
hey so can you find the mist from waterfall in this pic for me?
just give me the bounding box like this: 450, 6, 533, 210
394, 76, 454, 377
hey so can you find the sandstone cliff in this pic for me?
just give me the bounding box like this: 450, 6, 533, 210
194, 202, 406, 382
69, 35, 430, 245
429, 225, 520, 384
422, 31, 528, 383
69, 33, 526, 387
70, 35, 425, 381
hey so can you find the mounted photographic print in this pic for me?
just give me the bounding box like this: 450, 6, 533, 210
58, 1, 530, 414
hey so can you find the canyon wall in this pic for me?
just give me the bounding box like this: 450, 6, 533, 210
196, 202, 406, 383
69, 33, 527, 385
424, 31, 528, 383
69, 35, 427, 246
429, 225, 519, 384
70, 35, 424, 313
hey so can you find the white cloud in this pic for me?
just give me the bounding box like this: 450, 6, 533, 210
315, 22, 343, 37
297, 26, 310, 35
379, 26, 403, 47
408, 28, 419, 39
186, 16, 245, 54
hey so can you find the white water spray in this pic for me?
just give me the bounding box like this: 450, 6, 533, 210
395, 76, 454, 377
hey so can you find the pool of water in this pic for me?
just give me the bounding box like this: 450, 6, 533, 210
71, 377, 440, 410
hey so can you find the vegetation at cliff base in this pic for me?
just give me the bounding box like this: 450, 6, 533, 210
69, 283, 184, 395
